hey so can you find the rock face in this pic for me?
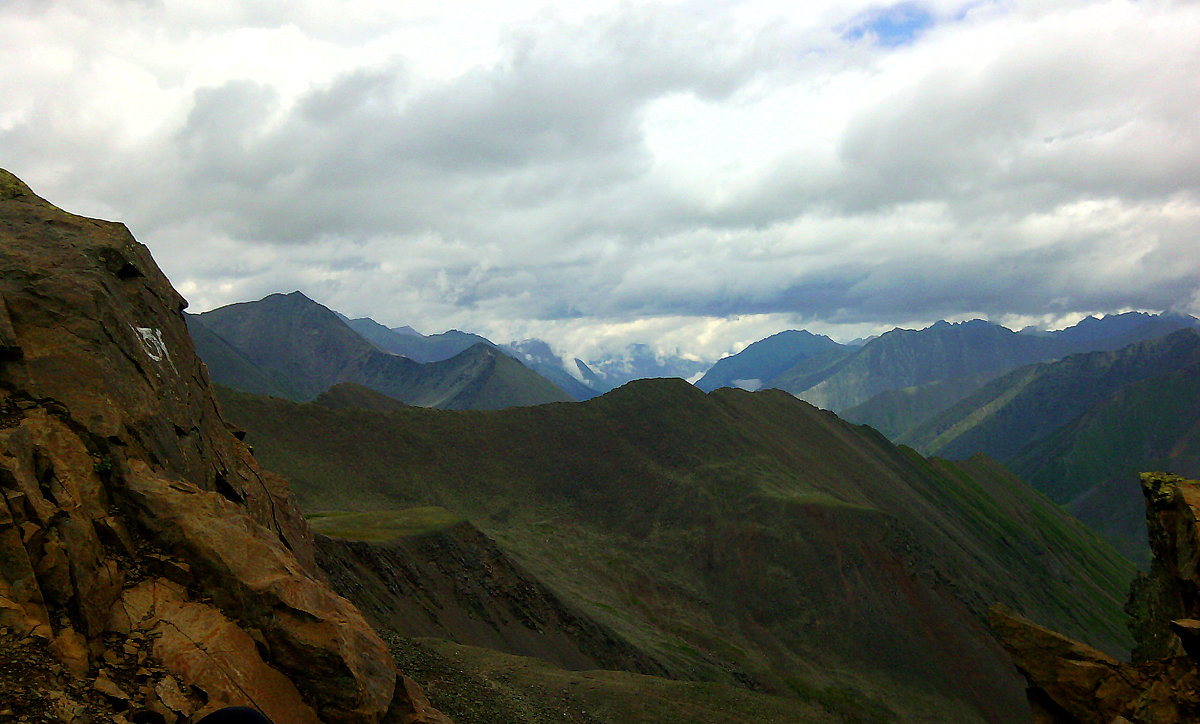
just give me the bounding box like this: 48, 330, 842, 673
990, 472, 1200, 722
0, 169, 449, 722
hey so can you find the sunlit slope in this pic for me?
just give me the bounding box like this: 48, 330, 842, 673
218, 379, 1134, 722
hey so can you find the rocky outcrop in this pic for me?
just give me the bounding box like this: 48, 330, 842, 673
990, 472, 1200, 722
0, 169, 449, 722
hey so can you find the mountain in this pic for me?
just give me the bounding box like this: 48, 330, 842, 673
694, 330, 845, 392
904, 330, 1200, 462
790, 319, 1048, 411
990, 473, 1200, 721
217, 378, 1135, 722
1007, 357, 1200, 561
0, 168, 442, 721
839, 373, 996, 439
502, 339, 600, 401
902, 330, 1200, 560
346, 315, 495, 363
788, 313, 1200, 425
185, 312, 292, 398
193, 292, 572, 409
579, 343, 709, 392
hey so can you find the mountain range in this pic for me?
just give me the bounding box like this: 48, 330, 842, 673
189, 292, 572, 410
216, 377, 1134, 722
898, 329, 1200, 561
7, 165, 1197, 721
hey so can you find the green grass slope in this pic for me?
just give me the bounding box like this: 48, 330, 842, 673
902, 330, 1200, 461
839, 373, 993, 439
217, 380, 1134, 722
1006, 361, 1200, 562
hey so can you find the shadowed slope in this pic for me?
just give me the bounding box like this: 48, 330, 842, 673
194, 293, 572, 409
218, 378, 1135, 722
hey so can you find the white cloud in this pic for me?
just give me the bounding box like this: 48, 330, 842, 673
2, 0, 1198, 364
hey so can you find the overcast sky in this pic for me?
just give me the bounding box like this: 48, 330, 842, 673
3, 0, 1198, 363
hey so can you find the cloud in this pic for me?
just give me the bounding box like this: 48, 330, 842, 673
1, 0, 1198, 364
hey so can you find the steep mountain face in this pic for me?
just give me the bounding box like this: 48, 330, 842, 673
0, 169, 444, 721
900, 330, 1200, 562
345, 316, 494, 365
313, 512, 664, 676
904, 330, 1200, 463
694, 330, 844, 392
1008, 358, 1200, 562
194, 293, 572, 409
989, 473, 1200, 721
839, 374, 994, 439
184, 313, 292, 398
218, 378, 1136, 722
501, 339, 600, 401
578, 344, 709, 392
770, 313, 1199, 423
789, 319, 1052, 411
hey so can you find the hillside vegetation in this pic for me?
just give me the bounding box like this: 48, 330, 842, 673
218, 379, 1135, 722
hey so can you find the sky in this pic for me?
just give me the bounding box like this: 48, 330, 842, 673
2, 0, 1198, 364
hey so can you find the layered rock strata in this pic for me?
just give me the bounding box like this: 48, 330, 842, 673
990, 472, 1200, 722
0, 169, 449, 722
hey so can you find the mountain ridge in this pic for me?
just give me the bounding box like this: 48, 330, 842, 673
193, 292, 572, 409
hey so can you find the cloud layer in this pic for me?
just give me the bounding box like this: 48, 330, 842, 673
3, 0, 1198, 362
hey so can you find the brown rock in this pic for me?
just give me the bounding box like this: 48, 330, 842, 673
389, 676, 457, 724
93, 668, 130, 701
153, 673, 195, 716
48, 627, 90, 678
990, 473, 1200, 721
0, 167, 447, 723
115, 579, 321, 723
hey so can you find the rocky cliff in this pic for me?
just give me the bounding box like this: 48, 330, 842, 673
990, 472, 1200, 722
0, 169, 449, 722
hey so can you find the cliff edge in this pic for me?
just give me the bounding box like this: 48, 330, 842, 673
0, 169, 449, 723
990, 471, 1200, 722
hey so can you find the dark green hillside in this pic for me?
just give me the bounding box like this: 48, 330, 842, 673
194, 292, 572, 409
1007, 361, 1200, 561
218, 380, 1134, 722
903, 330, 1200, 461
789, 320, 1048, 411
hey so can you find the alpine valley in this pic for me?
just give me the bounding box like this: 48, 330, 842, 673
4, 166, 1200, 723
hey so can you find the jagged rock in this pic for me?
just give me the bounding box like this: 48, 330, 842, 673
0, 168, 450, 721
991, 472, 1200, 721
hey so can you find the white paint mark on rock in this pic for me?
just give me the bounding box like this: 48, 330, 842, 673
132, 326, 170, 365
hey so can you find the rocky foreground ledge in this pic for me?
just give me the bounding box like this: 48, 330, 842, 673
990, 472, 1200, 722
0, 169, 450, 722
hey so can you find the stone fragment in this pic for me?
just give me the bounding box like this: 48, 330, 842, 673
154, 673, 195, 716
93, 668, 130, 701
48, 627, 90, 677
